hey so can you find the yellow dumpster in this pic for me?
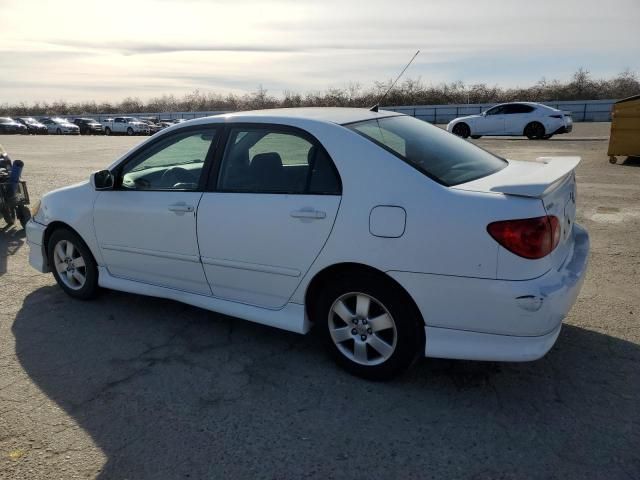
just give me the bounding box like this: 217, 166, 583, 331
608, 94, 640, 164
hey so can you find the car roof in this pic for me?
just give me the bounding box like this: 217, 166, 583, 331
213, 107, 401, 125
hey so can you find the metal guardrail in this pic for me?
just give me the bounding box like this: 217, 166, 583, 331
386, 100, 616, 124
42, 100, 616, 125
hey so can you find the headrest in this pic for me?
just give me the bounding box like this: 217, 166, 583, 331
251, 152, 283, 172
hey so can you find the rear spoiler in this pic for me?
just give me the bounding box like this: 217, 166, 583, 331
453, 156, 581, 198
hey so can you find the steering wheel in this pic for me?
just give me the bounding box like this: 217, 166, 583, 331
159, 167, 194, 188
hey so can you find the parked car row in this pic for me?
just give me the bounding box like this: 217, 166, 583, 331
0, 116, 189, 135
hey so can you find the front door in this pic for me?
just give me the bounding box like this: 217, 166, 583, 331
477, 105, 507, 135
197, 125, 342, 309
93, 126, 219, 295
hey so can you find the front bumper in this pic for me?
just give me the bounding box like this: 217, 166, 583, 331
26, 219, 49, 273
389, 224, 590, 361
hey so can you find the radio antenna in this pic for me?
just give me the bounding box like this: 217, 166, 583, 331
370, 50, 420, 112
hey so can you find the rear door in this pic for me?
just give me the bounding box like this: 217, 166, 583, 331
197, 124, 342, 309
503, 104, 536, 135
477, 105, 506, 135
93, 125, 219, 294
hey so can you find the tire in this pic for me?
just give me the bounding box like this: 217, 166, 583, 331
126, 127, 134, 136
16, 205, 31, 228
47, 228, 99, 300
1, 206, 15, 226
105, 127, 111, 136
312, 271, 424, 380
56, 128, 62, 135
524, 122, 545, 140
452, 123, 470, 139
609, 156, 617, 164
470, 135, 482, 139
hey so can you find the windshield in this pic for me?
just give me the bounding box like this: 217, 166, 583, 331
348, 115, 507, 186
0, 118, 13, 124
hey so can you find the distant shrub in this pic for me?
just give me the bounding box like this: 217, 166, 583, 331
0, 68, 637, 116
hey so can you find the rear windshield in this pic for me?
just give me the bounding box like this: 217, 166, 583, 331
348, 115, 506, 186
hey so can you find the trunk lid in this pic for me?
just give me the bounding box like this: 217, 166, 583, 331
454, 156, 579, 268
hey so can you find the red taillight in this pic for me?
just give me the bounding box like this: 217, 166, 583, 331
487, 215, 560, 259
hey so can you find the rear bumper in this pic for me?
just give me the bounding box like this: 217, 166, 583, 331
553, 124, 573, 134
389, 224, 589, 361
26, 219, 49, 273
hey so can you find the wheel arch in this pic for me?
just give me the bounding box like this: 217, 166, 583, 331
43, 221, 99, 268
304, 262, 426, 331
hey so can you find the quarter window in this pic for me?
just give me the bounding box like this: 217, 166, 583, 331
119, 128, 217, 191
217, 127, 341, 194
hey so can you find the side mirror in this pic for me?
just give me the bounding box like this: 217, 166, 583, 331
481, 111, 487, 117
92, 170, 114, 190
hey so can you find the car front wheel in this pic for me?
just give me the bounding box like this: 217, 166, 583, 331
452, 123, 470, 138
314, 272, 423, 380
48, 228, 99, 300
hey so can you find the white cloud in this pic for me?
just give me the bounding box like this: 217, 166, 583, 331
0, 0, 638, 102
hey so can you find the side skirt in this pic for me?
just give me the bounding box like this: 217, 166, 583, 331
97, 267, 310, 334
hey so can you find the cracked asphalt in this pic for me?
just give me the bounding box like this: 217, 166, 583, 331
0, 123, 638, 479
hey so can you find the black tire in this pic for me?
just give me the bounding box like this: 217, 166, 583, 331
126, 127, 134, 136
16, 205, 31, 228
452, 123, 470, 139
1, 206, 15, 226
524, 122, 545, 140
105, 127, 111, 136
470, 135, 482, 139
47, 228, 99, 300
312, 271, 424, 380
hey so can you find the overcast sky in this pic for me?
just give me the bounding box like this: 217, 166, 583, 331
0, 0, 638, 103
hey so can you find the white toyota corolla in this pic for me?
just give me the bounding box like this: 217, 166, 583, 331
447, 102, 573, 140
26, 108, 589, 379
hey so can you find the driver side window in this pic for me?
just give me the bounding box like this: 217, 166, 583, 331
119, 128, 217, 191
486, 106, 506, 115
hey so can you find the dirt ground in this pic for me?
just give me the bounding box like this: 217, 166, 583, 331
0, 123, 638, 479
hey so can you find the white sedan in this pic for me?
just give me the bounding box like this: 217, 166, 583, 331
26, 108, 589, 379
447, 102, 573, 140
40, 117, 80, 135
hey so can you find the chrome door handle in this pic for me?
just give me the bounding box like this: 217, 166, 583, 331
290, 208, 326, 219
168, 203, 195, 213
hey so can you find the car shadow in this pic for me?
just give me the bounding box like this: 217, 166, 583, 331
12, 286, 640, 479
621, 156, 640, 167
0, 224, 25, 276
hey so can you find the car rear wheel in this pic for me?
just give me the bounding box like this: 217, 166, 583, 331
313, 272, 423, 380
47, 228, 99, 300
126, 127, 134, 136
524, 122, 545, 139
452, 123, 471, 138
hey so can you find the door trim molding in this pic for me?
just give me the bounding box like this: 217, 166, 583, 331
200, 256, 301, 277
101, 244, 201, 263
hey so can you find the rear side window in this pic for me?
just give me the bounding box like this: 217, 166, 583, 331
348, 116, 506, 186
505, 104, 535, 114
217, 127, 341, 194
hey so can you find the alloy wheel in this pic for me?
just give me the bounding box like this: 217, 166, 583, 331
52, 239, 87, 290
328, 292, 398, 366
